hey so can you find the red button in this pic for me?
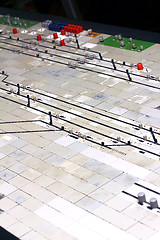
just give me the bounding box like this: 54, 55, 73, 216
73, 28, 76, 33
79, 26, 83, 32
53, 33, 58, 39
61, 29, 65, 35
69, 28, 73, 33
60, 39, 65, 46
76, 28, 80, 34
13, 28, 17, 34
137, 62, 143, 70
37, 34, 42, 41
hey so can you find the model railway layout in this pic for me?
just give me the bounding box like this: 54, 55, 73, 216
0, 15, 160, 240
0, 73, 159, 159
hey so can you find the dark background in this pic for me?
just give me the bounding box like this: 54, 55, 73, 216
0, 227, 19, 240
0, 1, 159, 240
0, 0, 159, 33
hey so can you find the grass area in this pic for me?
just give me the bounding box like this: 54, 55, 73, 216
98, 35, 155, 52
0, 16, 38, 29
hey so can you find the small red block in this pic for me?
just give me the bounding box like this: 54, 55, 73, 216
69, 28, 73, 33
79, 26, 83, 32
137, 62, 143, 70
37, 34, 42, 41
13, 28, 17, 34
73, 28, 76, 33
53, 32, 58, 39
60, 39, 65, 46
76, 28, 80, 34
61, 29, 65, 35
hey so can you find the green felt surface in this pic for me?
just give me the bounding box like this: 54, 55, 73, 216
98, 35, 155, 52
0, 16, 38, 29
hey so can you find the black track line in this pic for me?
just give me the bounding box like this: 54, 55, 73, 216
0, 38, 160, 91
0, 34, 158, 81
0, 85, 159, 146
135, 182, 160, 195
2, 75, 160, 138
0, 89, 159, 157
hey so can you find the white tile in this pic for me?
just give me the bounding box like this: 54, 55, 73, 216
21, 30, 28, 33
123, 204, 149, 221
0, 182, 16, 195
109, 158, 134, 172
9, 205, 30, 220
51, 212, 74, 229
0, 152, 6, 159
89, 188, 114, 203
81, 147, 106, 160
35, 205, 73, 232
34, 220, 62, 240
82, 43, 97, 49
54, 215, 104, 240
67, 221, 106, 240
36, 204, 106, 240
0, 165, 4, 172
109, 106, 128, 115
0, 138, 7, 148
9, 175, 30, 188
74, 179, 97, 195
126, 165, 150, 179
140, 212, 160, 231
33, 175, 56, 188
148, 232, 160, 240
79, 214, 138, 240
76, 196, 101, 211
21, 168, 42, 180
86, 173, 109, 187
9, 162, 28, 174
64, 220, 96, 240
21, 230, 47, 240
35, 205, 59, 221
55, 136, 76, 147
98, 154, 118, 165
94, 203, 136, 230
127, 222, 156, 240
48, 197, 87, 220
9, 189, 30, 204
7, 221, 31, 238
22, 197, 43, 211
0, 212, 17, 228
59, 161, 80, 173
21, 212, 45, 229
106, 195, 132, 211
0, 197, 17, 211
102, 180, 125, 194
2, 134, 16, 142
29, 31, 37, 35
